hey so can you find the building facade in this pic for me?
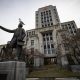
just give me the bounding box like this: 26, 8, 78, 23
25, 24, 60, 67
25, 5, 78, 67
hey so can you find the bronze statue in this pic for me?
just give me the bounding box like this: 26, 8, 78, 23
0, 19, 26, 60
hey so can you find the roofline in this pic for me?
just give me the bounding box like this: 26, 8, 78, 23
61, 20, 75, 24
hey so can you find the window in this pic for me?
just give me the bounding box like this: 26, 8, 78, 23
51, 23, 53, 26
54, 9, 56, 11
72, 25, 75, 28
29, 32, 31, 36
36, 17, 38, 20
74, 30, 76, 33
50, 16, 52, 18
49, 10, 51, 12
44, 17, 46, 19
45, 24, 47, 27
44, 49, 47, 54
32, 31, 35, 35
31, 40, 34, 46
50, 32, 52, 36
41, 12, 43, 16
47, 19, 49, 22
68, 24, 71, 29
47, 16, 49, 19
41, 15, 43, 17
56, 19, 59, 22
44, 45, 46, 49
42, 25, 44, 27
69, 27, 71, 29
46, 33, 48, 36
48, 24, 50, 26
51, 44, 54, 48
44, 20, 46, 22
62, 26, 64, 29
48, 49, 50, 54
43, 34, 45, 36
44, 12, 45, 15
36, 13, 38, 16
36, 20, 38, 22
49, 10, 51, 14
52, 49, 54, 53
36, 24, 38, 27
71, 30, 73, 33
50, 37, 53, 40
46, 11, 48, 15
50, 18, 52, 21
41, 18, 43, 21
47, 37, 49, 41
65, 25, 68, 29
46, 11, 48, 13
48, 44, 50, 48
41, 21, 43, 23
43, 38, 45, 41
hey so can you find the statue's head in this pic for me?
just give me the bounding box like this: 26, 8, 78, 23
18, 18, 25, 28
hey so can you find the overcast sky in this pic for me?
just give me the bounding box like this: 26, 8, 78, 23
0, 0, 80, 44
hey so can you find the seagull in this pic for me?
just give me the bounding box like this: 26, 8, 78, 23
19, 18, 25, 25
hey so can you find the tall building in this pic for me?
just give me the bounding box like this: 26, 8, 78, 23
25, 5, 62, 67
35, 5, 60, 28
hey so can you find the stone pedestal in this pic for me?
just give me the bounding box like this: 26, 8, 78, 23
0, 61, 26, 80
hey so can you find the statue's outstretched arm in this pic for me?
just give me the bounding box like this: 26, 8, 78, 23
0, 26, 15, 33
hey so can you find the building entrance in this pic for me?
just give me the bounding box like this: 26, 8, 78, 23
44, 57, 57, 65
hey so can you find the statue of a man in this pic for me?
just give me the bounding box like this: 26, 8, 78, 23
0, 19, 26, 60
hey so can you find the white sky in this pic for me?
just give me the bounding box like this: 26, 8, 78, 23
0, 0, 80, 44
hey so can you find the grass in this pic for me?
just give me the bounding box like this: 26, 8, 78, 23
28, 64, 80, 77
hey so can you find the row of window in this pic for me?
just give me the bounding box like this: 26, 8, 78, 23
70, 29, 76, 34
43, 37, 53, 41
41, 13, 52, 18
44, 44, 54, 49
41, 17, 52, 23
27, 31, 35, 37
62, 23, 76, 29
41, 10, 51, 16
42, 22, 53, 27
44, 48, 54, 54
43, 32, 52, 36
